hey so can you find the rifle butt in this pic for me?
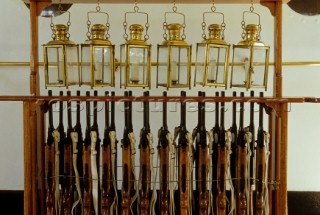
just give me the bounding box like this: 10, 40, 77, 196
256, 146, 267, 215
217, 147, 227, 215
179, 146, 189, 215
237, 146, 248, 215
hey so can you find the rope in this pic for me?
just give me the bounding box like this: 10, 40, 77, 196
148, 133, 158, 215
207, 130, 214, 215
71, 132, 82, 215
128, 132, 139, 215
186, 132, 194, 215
245, 131, 252, 215
225, 131, 235, 215
168, 132, 176, 215
109, 131, 118, 215
90, 131, 99, 215
53, 130, 61, 215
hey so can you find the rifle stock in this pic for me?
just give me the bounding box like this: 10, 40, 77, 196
230, 92, 237, 186
236, 92, 248, 215
46, 90, 55, 215
217, 91, 227, 215
178, 91, 190, 215
83, 91, 92, 215
101, 91, 112, 215
61, 91, 74, 215
212, 91, 220, 214
158, 91, 170, 215
256, 92, 267, 215
121, 91, 132, 215
196, 91, 208, 215
248, 91, 255, 215
139, 91, 151, 215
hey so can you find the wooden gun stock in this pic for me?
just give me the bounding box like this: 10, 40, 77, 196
121, 91, 132, 215
139, 91, 151, 215
101, 91, 114, 215
236, 92, 248, 215
256, 92, 267, 215
196, 92, 208, 215
158, 91, 170, 215
212, 91, 220, 215
230, 92, 238, 186
61, 91, 74, 215
83, 91, 92, 215
46, 90, 55, 215
178, 91, 190, 215
217, 91, 227, 215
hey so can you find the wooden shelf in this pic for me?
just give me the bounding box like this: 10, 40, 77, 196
0, 95, 310, 103
23, 0, 290, 4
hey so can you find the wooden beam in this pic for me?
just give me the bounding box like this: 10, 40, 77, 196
23, 0, 290, 4
280, 103, 288, 215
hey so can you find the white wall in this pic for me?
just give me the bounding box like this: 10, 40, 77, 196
0, 0, 320, 191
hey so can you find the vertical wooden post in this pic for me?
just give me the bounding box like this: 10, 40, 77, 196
38, 106, 46, 215
279, 102, 288, 215
24, 101, 32, 215
274, 2, 284, 215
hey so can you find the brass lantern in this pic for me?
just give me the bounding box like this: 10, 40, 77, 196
43, 13, 79, 88
195, 7, 230, 88
157, 6, 192, 89
230, 5, 270, 90
81, 6, 115, 88
120, 5, 151, 88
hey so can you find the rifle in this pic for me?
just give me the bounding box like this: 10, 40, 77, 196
256, 92, 268, 215
195, 91, 209, 215
158, 91, 170, 215
246, 91, 255, 215
211, 91, 220, 214
73, 90, 83, 214
83, 91, 92, 215
121, 91, 133, 215
61, 91, 74, 215
217, 91, 227, 215
46, 90, 55, 215
236, 92, 250, 215
91, 90, 101, 215
177, 91, 192, 215
101, 91, 118, 215
230, 92, 237, 187
55, 91, 66, 214
139, 91, 152, 215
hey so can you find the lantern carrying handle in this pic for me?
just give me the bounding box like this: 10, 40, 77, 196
50, 10, 71, 40
86, 7, 111, 40
241, 7, 261, 40
163, 5, 186, 40
201, 5, 226, 40
123, 4, 150, 41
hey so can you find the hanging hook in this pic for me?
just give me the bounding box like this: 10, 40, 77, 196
96, 0, 101, 12
250, 0, 254, 12
134, 0, 139, 12
172, 0, 177, 12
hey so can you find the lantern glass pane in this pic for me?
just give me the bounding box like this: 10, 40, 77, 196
81, 45, 91, 85
66, 45, 79, 85
195, 44, 206, 85
157, 46, 169, 87
128, 47, 149, 85
46, 46, 64, 85
232, 46, 250, 86
171, 46, 189, 86
93, 47, 112, 85
208, 45, 227, 84
120, 45, 126, 86
251, 47, 268, 87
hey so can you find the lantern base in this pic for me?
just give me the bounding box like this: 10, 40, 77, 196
130, 79, 140, 84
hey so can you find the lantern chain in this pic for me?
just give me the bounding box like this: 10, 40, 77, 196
50, 20, 55, 40
221, 21, 226, 40
123, 20, 128, 40
162, 21, 167, 40
105, 22, 110, 40
87, 19, 92, 39
201, 21, 206, 40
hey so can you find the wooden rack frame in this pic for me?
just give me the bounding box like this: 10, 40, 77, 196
0, 0, 297, 214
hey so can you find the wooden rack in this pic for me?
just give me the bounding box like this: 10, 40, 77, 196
0, 0, 295, 214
